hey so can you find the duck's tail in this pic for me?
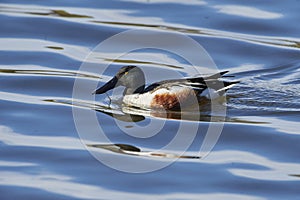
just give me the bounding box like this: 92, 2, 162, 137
218, 80, 240, 92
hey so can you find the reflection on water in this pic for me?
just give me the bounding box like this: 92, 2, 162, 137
204, 150, 300, 181
214, 5, 283, 19
0, 5, 92, 18
290, 174, 300, 178
91, 20, 300, 49
0, 125, 82, 150
1, 0, 300, 199
1, 4, 300, 50
0, 38, 90, 63
0, 172, 265, 199
0, 62, 277, 124
102, 57, 183, 69
0, 68, 98, 79
2, 123, 300, 199
46, 46, 64, 50
87, 143, 200, 159
28, 9, 93, 18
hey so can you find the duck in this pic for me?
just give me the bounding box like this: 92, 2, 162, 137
93, 66, 239, 110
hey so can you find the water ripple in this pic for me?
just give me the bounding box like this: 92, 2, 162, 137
91, 20, 300, 50
2, 4, 300, 50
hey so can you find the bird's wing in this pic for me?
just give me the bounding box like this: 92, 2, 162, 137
143, 71, 230, 93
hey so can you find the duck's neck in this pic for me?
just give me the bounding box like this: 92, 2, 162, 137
124, 85, 145, 95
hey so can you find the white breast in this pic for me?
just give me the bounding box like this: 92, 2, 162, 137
122, 86, 195, 109
123, 88, 169, 109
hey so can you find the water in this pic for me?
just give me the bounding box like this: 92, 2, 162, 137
1, 0, 300, 199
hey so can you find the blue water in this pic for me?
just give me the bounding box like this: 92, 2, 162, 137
1, 0, 300, 199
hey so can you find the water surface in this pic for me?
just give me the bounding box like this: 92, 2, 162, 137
1, 0, 300, 199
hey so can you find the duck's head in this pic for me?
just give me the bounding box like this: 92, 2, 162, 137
93, 66, 146, 95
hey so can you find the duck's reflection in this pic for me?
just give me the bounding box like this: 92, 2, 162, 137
96, 106, 146, 122
87, 143, 200, 159
94, 99, 267, 124
44, 95, 266, 124
95, 96, 228, 123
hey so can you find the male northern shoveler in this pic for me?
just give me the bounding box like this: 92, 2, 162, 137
93, 66, 239, 110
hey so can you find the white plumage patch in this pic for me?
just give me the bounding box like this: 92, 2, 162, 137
123, 86, 196, 110
123, 88, 169, 109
